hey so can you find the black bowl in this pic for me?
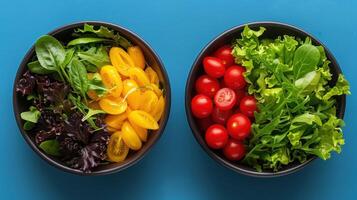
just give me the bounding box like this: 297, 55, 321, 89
185, 21, 346, 177
13, 21, 171, 176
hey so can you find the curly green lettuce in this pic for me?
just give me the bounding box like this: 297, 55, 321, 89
232, 26, 350, 171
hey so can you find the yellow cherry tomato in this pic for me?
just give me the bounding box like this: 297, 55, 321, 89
128, 46, 146, 69
128, 110, 159, 130
122, 79, 138, 96
107, 131, 129, 162
121, 121, 142, 150
99, 96, 127, 115
128, 67, 150, 86
100, 65, 123, 98
145, 67, 159, 86
147, 83, 163, 97
109, 47, 135, 77
152, 95, 165, 121
130, 121, 148, 142
105, 113, 127, 130
141, 90, 158, 113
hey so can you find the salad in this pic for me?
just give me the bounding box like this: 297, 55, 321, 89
16, 24, 165, 172
191, 26, 350, 171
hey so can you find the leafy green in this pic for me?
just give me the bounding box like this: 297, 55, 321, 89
77, 46, 110, 68
88, 73, 108, 97
74, 24, 132, 49
35, 35, 66, 80
39, 140, 61, 156
20, 106, 41, 123
67, 37, 110, 46
27, 61, 53, 75
232, 26, 350, 171
67, 59, 89, 101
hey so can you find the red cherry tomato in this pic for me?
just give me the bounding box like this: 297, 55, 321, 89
214, 88, 236, 111
226, 113, 251, 140
235, 89, 247, 106
203, 57, 225, 78
205, 124, 228, 149
211, 106, 232, 125
224, 65, 246, 90
213, 45, 234, 67
195, 75, 220, 97
198, 117, 213, 132
240, 96, 257, 118
191, 94, 213, 118
223, 139, 246, 161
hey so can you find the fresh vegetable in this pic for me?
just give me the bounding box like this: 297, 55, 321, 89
239, 96, 257, 118
203, 57, 225, 78
223, 139, 246, 161
16, 24, 166, 172
205, 124, 228, 149
231, 26, 350, 171
213, 45, 234, 67
195, 75, 220, 97
191, 94, 213, 118
214, 88, 236, 111
223, 65, 246, 90
226, 113, 251, 140
211, 106, 232, 125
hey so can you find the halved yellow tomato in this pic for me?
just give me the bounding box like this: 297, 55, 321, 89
130, 121, 148, 142
122, 79, 138, 96
107, 131, 129, 162
121, 121, 142, 150
105, 113, 127, 130
109, 47, 135, 77
141, 90, 158, 113
128, 110, 159, 130
128, 67, 150, 86
100, 65, 123, 98
128, 46, 145, 69
145, 67, 159, 86
152, 95, 165, 121
99, 96, 127, 115
146, 83, 162, 97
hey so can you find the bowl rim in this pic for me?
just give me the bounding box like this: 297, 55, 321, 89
13, 21, 171, 176
185, 21, 346, 177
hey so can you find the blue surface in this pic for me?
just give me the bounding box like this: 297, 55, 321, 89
0, 0, 356, 199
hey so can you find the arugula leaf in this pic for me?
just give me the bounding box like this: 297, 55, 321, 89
39, 140, 61, 156
74, 24, 132, 49
20, 106, 40, 123
77, 46, 110, 68
82, 109, 105, 122
88, 73, 108, 97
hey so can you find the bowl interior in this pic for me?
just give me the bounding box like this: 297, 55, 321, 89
13, 22, 171, 175
186, 22, 346, 177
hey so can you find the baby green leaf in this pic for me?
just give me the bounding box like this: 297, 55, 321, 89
68, 59, 89, 99
293, 44, 320, 79
39, 140, 61, 156
27, 61, 53, 74
67, 37, 110, 46
20, 106, 40, 123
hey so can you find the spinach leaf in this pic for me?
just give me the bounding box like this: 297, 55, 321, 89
27, 61, 53, 74
39, 140, 61, 156
20, 106, 40, 123
35, 35, 66, 80
67, 37, 110, 46
293, 44, 320, 79
67, 59, 89, 99
74, 24, 132, 49
23, 121, 35, 130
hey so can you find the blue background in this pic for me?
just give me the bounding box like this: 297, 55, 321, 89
0, 0, 356, 199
